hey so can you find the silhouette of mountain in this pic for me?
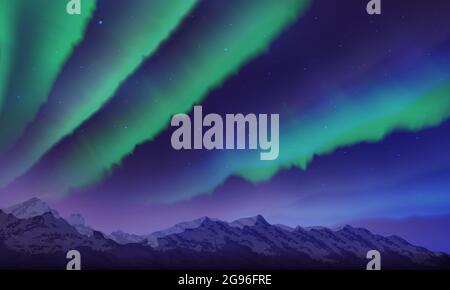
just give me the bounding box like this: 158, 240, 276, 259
1, 198, 449, 269
0, 209, 115, 254
66, 213, 95, 237
3, 197, 60, 219
109, 230, 147, 245
152, 215, 450, 268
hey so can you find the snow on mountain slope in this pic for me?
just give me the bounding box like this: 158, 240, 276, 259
0, 210, 116, 254
3, 197, 60, 219
146, 216, 221, 246
1, 198, 448, 268
109, 230, 147, 244
153, 215, 446, 266
66, 213, 95, 237
229, 215, 269, 228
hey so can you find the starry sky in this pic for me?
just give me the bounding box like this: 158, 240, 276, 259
1, 0, 450, 253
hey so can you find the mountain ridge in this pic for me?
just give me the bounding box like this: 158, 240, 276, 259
1, 198, 449, 269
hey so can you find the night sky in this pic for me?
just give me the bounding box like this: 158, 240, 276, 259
1, 0, 450, 253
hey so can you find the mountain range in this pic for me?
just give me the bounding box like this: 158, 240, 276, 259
0, 197, 449, 269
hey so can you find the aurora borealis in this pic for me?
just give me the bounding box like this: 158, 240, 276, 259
1, 0, 450, 253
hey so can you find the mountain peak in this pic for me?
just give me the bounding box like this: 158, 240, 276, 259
3, 197, 60, 219
230, 214, 270, 228
66, 213, 85, 226
199, 216, 216, 224
256, 214, 268, 223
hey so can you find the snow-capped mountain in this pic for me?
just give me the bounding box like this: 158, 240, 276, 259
274, 224, 295, 232
3, 197, 60, 219
109, 216, 223, 246
66, 213, 95, 237
229, 214, 269, 228
66, 213, 85, 225
1, 198, 449, 269
0, 210, 115, 254
2, 198, 96, 237
151, 215, 449, 267
109, 230, 147, 245
107, 213, 450, 268
146, 216, 221, 246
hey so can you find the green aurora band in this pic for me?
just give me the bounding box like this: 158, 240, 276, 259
151, 64, 450, 204
2, 0, 312, 197
237, 78, 450, 183
0, 0, 96, 152
0, 0, 198, 186
2, 0, 450, 205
